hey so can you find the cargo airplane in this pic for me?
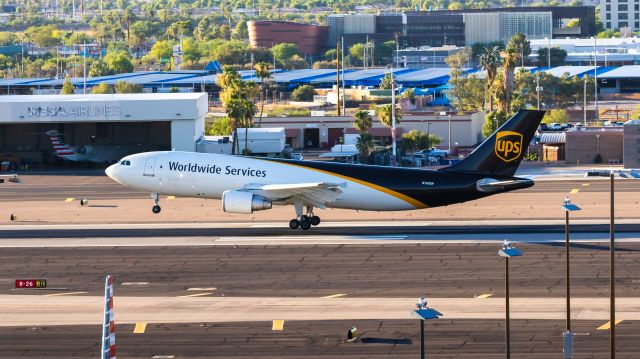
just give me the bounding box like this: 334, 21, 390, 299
106, 110, 545, 230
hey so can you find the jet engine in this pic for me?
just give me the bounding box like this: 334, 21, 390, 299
78, 145, 95, 154
222, 190, 272, 214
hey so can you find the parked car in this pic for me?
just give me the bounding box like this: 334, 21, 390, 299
548, 123, 563, 131
292, 152, 304, 160
417, 147, 450, 160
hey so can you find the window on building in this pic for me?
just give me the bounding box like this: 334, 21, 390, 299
619, 13, 629, 20
636, 21, 640, 28
619, 4, 628, 11
606, 4, 611, 10
620, 21, 629, 27
607, 21, 611, 28
635, 4, 639, 11
607, 14, 611, 20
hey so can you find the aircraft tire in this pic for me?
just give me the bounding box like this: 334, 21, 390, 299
300, 219, 311, 230
310, 216, 320, 226
152, 205, 161, 214
289, 219, 300, 229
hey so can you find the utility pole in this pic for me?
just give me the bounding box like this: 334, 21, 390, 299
390, 54, 396, 166
547, 36, 551, 68
336, 41, 340, 117
83, 40, 86, 94
536, 72, 541, 110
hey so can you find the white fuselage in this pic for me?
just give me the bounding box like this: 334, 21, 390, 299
106, 151, 417, 211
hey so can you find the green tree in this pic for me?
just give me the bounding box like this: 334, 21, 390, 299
105, 51, 134, 74
379, 73, 394, 90
208, 117, 233, 136
537, 47, 568, 67
218, 66, 258, 155
507, 32, 531, 66
234, 19, 248, 39
349, 43, 365, 65
542, 109, 571, 124
145, 40, 173, 65
402, 129, 442, 151
480, 46, 502, 111
291, 85, 315, 101
91, 83, 112, 94
353, 110, 372, 133
375, 103, 402, 150
482, 110, 509, 139
254, 62, 271, 127
61, 76, 75, 95
114, 80, 142, 93
356, 132, 374, 163
500, 47, 519, 112
271, 43, 299, 66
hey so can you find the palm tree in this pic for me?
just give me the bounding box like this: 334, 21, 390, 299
375, 104, 402, 150
356, 132, 374, 163
254, 62, 272, 127
353, 109, 372, 133
219, 67, 257, 155
501, 48, 518, 112
480, 46, 501, 111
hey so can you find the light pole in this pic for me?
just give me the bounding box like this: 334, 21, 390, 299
583, 79, 587, 127
609, 171, 616, 359
448, 114, 452, 152
593, 36, 599, 124
546, 36, 551, 68
536, 72, 541, 110
562, 197, 581, 359
411, 297, 442, 359
498, 240, 523, 359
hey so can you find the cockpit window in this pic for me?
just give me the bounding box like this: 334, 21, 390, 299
120, 160, 131, 166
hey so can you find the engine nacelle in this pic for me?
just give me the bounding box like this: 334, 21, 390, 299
222, 190, 272, 214
78, 145, 95, 154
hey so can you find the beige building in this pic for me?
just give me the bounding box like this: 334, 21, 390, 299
565, 128, 624, 164
259, 112, 485, 150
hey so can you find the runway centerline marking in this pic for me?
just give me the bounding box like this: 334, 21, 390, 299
582, 183, 590, 187
166, 196, 175, 200
64, 197, 75, 202
597, 320, 623, 330
187, 287, 217, 291
322, 294, 347, 299
179, 292, 213, 298
272, 320, 284, 331
570, 188, 580, 194
44, 291, 87, 297
133, 322, 147, 334
474, 293, 493, 299
152, 356, 175, 359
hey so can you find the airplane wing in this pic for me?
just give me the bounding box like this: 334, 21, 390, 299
241, 182, 346, 208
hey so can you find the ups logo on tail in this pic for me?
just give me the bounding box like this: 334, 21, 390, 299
495, 131, 523, 162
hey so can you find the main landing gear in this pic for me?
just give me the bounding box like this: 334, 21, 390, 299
289, 204, 320, 230
151, 193, 161, 214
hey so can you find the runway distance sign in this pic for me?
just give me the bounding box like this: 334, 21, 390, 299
15, 279, 47, 289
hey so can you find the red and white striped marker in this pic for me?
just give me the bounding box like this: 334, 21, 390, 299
101, 275, 116, 359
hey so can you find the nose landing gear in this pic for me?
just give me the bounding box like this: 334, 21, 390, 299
151, 193, 161, 214
289, 204, 320, 230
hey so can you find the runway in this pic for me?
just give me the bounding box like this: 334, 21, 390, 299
1, 170, 638, 357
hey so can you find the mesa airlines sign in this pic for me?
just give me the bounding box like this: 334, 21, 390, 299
26, 105, 121, 118
494, 131, 523, 162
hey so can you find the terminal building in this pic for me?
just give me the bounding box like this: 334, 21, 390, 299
0, 93, 207, 166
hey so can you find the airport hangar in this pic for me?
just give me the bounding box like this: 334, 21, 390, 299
0, 93, 208, 165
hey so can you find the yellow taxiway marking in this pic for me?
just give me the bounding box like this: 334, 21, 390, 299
178, 292, 213, 298
44, 291, 87, 297
570, 188, 580, 194
166, 196, 176, 200
597, 320, 623, 330
474, 293, 493, 299
582, 183, 590, 187
133, 322, 147, 334
272, 320, 284, 331
186, 287, 217, 291
64, 197, 75, 202
322, 294, 347, 299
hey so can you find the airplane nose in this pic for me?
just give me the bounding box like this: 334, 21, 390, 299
105, 164, 121, 183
